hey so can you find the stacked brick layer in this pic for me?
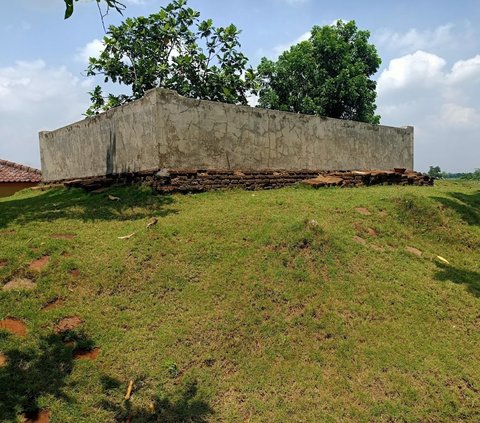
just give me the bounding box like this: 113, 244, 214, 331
60, 168, 433, 193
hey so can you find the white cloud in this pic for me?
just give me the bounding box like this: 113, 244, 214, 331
440, 103, 480, 127
269, 19, 347, 58
447, 55, 480, 84
375, 24, 454, 54
0, 60, 91, 168
376, 50, 480, 172
377, 51, 446, 92
75, 38, 104, 64
272, 31, 310, 57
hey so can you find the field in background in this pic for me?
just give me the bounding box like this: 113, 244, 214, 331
0, 181, 479, 422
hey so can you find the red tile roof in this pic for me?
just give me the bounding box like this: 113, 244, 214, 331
0, 159, 42, 183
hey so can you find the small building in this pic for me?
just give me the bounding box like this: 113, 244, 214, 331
0, 159, 41, 198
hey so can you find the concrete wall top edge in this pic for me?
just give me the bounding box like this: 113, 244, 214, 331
39, 87, 411, 135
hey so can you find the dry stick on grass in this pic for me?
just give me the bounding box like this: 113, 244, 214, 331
118, 233, 135, 240
146, 217, 158, 228
125, 380, 134, 400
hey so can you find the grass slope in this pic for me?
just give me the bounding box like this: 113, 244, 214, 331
0, 181, 479, 422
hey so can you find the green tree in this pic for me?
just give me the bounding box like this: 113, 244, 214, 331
63, 0, 125, 19
256, 20, 381, 123
428, 166, 443, 178
85, 0, 255, 115
461, 169, 480, 181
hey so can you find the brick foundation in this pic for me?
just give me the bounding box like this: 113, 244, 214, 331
57, 168, 433, 193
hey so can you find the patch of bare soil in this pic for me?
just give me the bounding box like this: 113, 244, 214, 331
0, 229, 16, 235
3, 278, 36, 292
405, 246, 423, 257
61, 252, 72, 257
50, 233, 76, 240
23, 409, 50, 423
355, 207, 372, 216
0, 259, 7, 268
54, 316, 82, 334
0, 352, 7, 367
370, 244, 385, 252
367, 228, 378, 237
69, 269, 80, 278
353, 236, 367, 245
0, 318, 27, 337
29, 256, 50, 272
74, 347, 100, 361
378, 210, 388, 218
42, 298, 64, 311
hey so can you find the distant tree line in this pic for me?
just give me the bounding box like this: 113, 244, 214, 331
428, 166, 480, 180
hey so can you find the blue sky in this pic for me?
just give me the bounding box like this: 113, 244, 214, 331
1, 0, 479, 172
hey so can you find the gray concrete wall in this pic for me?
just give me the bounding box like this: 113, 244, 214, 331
40, 88, 414, 181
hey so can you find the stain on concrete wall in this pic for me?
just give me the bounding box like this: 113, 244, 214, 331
40, 88, 413, 182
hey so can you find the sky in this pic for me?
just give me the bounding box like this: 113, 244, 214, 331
1, 0, 479, 172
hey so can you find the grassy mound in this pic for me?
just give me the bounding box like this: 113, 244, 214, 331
0, 181, 479, 422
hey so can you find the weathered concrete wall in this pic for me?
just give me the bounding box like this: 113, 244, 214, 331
40, 88, 414, 182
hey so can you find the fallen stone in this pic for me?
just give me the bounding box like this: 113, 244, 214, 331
302, 175, 343, 187
0, 318, 27, 337
405, 246, 422, 257
3, 278, 36, 291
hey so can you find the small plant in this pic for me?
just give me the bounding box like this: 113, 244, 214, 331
164, 360, 179, 378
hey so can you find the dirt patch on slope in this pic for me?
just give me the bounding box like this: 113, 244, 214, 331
0, 318, 27, 337
355, 207, 372, 216
353, 236, 367, 245
23, 409, 50, 423
29, 256, 50, 272
54, 316, 82, 333
0, 352, 7, 367
74, 347, 100, 361
0, 259, 7, 268
51, 233, 76, 240
42, 298, 65, 311
405, 246, 423, 257
3, 278, 36, 291
69, 269, 80, 278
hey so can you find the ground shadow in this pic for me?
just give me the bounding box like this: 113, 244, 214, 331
100, 377, 213, 422
433, 190, 480, 226
434, 263, 480, 298
0, 333, 80, 420
0, 186, 177, 229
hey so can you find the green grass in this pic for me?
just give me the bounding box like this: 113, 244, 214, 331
0, 181, 479, 422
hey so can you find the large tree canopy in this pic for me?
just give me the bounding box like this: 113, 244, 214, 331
256, 20, 381, 124
85, 0, 255, 115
